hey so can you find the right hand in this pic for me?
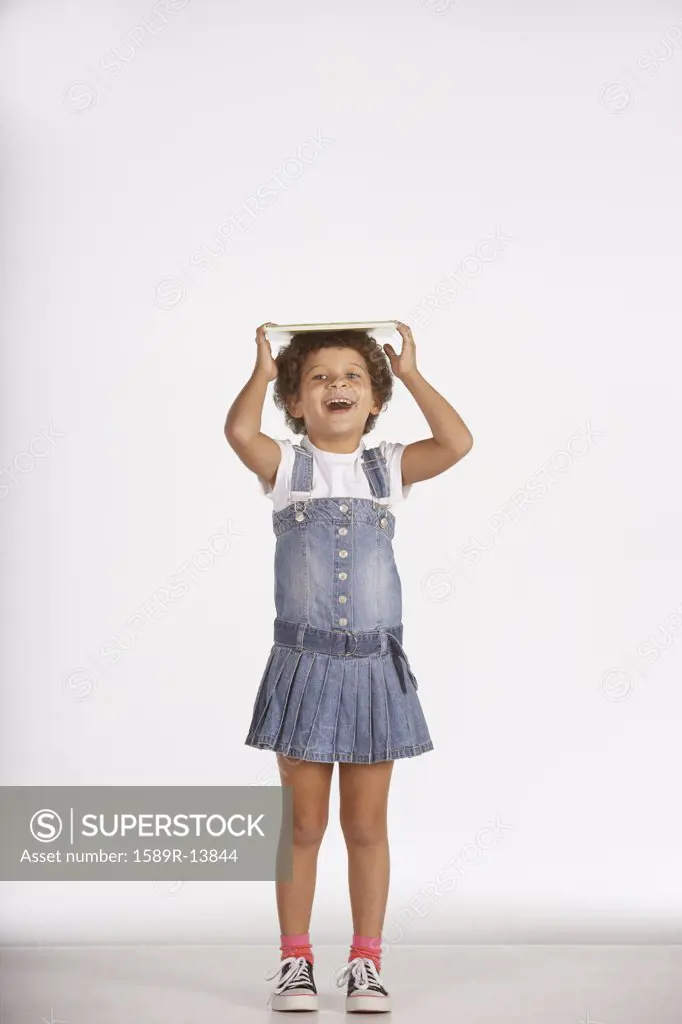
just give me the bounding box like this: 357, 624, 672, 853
255, 322, 278, 382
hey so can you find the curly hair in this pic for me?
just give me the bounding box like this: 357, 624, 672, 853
272, 330, 394, 436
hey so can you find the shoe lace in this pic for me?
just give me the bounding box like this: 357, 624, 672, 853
265, 955, 310, 1000
333, 955, 380, 991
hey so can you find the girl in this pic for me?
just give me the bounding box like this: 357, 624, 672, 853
224, 321, 473, 1013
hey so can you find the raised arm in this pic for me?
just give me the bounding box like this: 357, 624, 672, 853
224, 323, 282, 491
384, 322, 474, 486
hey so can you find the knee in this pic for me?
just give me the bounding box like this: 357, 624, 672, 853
292, 816, 328, 849
340, 815, 387, 848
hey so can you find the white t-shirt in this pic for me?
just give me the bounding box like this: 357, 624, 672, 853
258, 435, 412, 513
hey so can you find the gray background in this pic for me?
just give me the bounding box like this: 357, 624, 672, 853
1, 0, 681, 945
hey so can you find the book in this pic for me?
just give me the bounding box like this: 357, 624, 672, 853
264, 321, 398, 332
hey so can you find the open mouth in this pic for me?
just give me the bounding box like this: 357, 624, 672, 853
324, 396, 356, 413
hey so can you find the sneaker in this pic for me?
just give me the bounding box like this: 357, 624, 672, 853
265, 955, 319, 1012
333, 956, 392, 1013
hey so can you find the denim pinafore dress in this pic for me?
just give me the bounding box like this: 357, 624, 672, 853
244, 441, 434, 763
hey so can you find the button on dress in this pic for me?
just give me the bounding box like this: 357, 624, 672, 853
244, 442, 434, 763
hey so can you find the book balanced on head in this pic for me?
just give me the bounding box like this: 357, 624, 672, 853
264, 321, 398, 332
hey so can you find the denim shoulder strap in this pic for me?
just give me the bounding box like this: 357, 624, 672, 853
360, 445, 391, 506
288, 443, 313, 503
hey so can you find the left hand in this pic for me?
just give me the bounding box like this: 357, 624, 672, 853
383, 322, 418, 380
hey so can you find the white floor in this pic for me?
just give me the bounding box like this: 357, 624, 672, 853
1, 945, 680, 1022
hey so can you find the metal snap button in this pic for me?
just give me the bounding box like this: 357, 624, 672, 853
339, 503, 349, 513
339, 549, 348, 558
339, 617, 348, 626
339, 527, 348, 536
338, 595, 347, 604
295, 512, 305, 522
379, 517, 387, 528
338, 571, 347, 580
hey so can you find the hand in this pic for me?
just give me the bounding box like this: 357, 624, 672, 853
255, 322, 278, 382
383, 322, 417, 380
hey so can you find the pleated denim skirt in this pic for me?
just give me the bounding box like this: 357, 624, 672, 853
244, 640, 434, 764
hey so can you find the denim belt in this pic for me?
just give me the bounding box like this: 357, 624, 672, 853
273, 618, 418, 693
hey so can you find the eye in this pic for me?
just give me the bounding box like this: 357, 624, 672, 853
312, 373, 326, 380
347, 372, 361, 379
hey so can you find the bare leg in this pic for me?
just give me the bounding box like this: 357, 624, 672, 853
275, 753, 334, 935
339, 760, 394, 937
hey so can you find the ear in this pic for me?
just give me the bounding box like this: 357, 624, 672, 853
287, 392, 302, 418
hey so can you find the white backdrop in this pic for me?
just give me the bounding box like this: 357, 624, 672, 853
1, 0, 682, 946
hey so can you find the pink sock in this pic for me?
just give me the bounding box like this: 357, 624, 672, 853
349, 933, 381, 972
280, 931, 314, 965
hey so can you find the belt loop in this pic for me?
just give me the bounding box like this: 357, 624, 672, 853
380, 629, 388, 655
295, 622, 306, 650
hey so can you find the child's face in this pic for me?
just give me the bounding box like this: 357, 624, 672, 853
288, 347, 382, 440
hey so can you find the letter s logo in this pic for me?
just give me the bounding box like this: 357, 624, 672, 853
30, 809, 63, 842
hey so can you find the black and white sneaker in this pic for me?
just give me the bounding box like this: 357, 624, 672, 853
265, 955, 319, 1012
333, 956, 391, 1013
